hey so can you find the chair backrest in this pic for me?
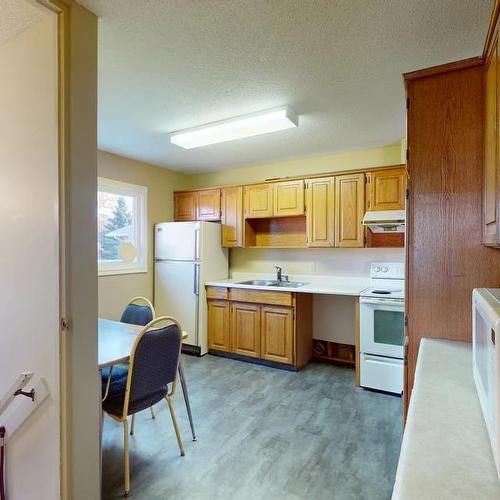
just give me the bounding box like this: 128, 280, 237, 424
124, 317, 182, 416
120, 296, 155, 326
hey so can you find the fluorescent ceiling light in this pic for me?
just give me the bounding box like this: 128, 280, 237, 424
170, 106, 298, 149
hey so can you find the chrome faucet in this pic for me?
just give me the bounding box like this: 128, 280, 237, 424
274, 266, 288, 282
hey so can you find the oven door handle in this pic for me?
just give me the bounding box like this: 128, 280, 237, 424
360, 298, 404, 305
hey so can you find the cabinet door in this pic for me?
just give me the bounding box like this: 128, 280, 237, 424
261, 306, 294, 365
221, 186, 243, 247
231, 302, 261, 358
196, 188, 221, 221
207, 300, 230, 352
369, 168, 406, 211
484, 33, 500, 246
244, 184, 273, 218
305, 177, 334, 247
335, 173, 365, 248
174, 192, 196, 221
273, 180, 305, 216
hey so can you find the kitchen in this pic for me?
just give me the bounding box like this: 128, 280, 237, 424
2, 1, 500, 500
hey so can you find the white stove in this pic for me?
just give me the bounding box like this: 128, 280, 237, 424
359, 262, 405, 395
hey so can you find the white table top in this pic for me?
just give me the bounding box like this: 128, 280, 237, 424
98, 318, 188, 369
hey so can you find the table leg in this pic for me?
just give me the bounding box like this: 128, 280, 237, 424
178, 359, 197, 441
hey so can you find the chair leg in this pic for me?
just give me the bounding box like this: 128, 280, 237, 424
130, 414, 135, 435
123, 419, 130, 496
165, 396, 185, 457
150, 405, 156, 419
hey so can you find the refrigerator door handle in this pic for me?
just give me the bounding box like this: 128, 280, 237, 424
194, 263, 200, 296
194, 228, 200, 261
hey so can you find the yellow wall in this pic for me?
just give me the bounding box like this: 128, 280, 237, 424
98, 151, 187, 319
185, 143, 402, 188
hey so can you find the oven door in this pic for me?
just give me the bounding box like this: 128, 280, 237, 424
360, 297, 404, 358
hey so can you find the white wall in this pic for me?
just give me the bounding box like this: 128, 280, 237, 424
0, 12, 60, 500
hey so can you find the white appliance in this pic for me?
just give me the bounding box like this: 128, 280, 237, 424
154, 221, 228, 355
360, 262, 405, 394
472, 288, 500, 478
362, 210, 405, 233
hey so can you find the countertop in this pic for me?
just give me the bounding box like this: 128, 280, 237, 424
392, 338, 500, 499
205, 272, 371, 296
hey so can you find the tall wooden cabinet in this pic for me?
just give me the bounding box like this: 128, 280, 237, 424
305, 177, 334, 247
404, 59, 500, 414
484, 19, 500, 247
334, 173, 365, 247
221, 186, 243, 247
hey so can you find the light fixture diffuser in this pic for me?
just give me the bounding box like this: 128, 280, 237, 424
170, 106, 298, 149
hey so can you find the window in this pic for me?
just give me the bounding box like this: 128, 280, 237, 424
97, 178, 147, 276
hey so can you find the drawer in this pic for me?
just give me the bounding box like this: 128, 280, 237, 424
360, 353, 403, 394
206, 286, 228, 300
229, 288, 293, 306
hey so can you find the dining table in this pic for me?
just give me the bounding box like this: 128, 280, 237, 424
98, 318, 197, 441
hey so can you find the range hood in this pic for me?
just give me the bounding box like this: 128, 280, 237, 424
362, 210, 406, 233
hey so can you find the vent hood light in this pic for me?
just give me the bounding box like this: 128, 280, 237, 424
170, 106, 298, 149
362, 209, 406, 233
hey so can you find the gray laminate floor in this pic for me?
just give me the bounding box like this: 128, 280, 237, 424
102, 354, 402, 500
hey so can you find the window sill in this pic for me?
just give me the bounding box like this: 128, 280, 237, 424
98, 267, 148, 277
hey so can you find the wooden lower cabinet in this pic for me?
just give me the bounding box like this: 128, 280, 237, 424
261, 306, 294, 364
231, 302, 261, 358
207, 300, 230, 352
206, 287, 312, 369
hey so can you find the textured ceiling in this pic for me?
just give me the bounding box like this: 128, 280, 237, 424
80, 0, 491, 173
0, 0, 46, 46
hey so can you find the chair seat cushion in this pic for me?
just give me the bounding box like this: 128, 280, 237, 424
101, 363, 128, 398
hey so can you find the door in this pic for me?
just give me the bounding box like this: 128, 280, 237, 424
306, 177, 334, 247
244, 183, 273, 218
196, 188, 221, 221
273, 180, 305, 217
207, 300, 230, 352
261, 306, 294, 364
154, 261, 199, 346
369, 168, 406, 211
484, 33, 499, 246
231, 302, 261, 357
335, 173, 365, 247
155, 222, 199, 261
221, 186, 243, 247
360, 298, 404, 358
174, 191, 197, 221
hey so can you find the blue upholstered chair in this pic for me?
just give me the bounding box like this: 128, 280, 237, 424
102, 316, 185, 496
101, 297, 155, 401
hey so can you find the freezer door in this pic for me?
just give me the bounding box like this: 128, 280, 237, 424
155, 222, 200, 261
154, 261, 199, 346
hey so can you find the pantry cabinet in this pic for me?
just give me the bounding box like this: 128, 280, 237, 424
484, 26, 500, 247
366, 168, 406, 211
335, 173, 365, 248
273, 180, 305, 217
206, 287, 313, 369
244, 183, 274, 218
305, 177, 335, 247
221, 186, 243, 247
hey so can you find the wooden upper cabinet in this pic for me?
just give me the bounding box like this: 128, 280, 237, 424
244, 183, 274, 218
484, 31, 500, 247
196, 188, 221, 221
305, 177, 334, 247
221, 186, 243, 247
368, 168, 406, 211
273, 180, 305, 216
335, 173, 365, 248
231, 302, 261, 358
174, 192, 196, 221
261, 305, 294, 365
207, 300, 230, 352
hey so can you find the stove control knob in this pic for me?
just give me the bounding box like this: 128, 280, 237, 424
381, 266, 388, 273
374, 266, 381, 272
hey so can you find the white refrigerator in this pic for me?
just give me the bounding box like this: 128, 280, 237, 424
154, 221, 228, 355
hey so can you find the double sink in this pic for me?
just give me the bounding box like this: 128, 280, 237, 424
237, 279, 307, 289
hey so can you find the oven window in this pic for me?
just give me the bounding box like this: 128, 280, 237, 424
374, 310, 404, 346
